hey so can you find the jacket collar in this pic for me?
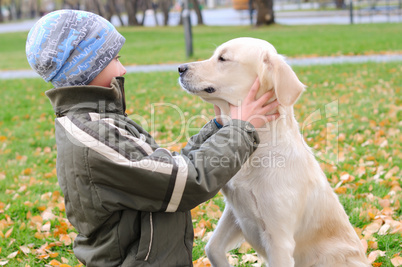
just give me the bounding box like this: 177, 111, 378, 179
45, 77, 127, 118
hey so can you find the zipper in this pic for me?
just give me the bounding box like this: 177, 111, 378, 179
144, 212, 153, 261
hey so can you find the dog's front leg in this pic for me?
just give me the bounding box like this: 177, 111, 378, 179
266, 231, 296, 267
206, 205, 243, 267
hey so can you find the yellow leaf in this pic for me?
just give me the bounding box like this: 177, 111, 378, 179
49, 252, 59, 258
34, 232, 45, 239
60, 234, 72, 246
7, 251, 19, 259
368, 240, 378, 250
37, 205, 47, 211
363, 222, 382, 236
368, 250, 386, 263
193, 227, 206, 239
36, 254, 49, 259
5, 227, 13, 238
19, 222, 26, 230
242, 253, 260, 263
334, 186, 347, 194
391, 256, 402, 266
193, 256, 211, 267
31, 215, 43, 224
23, 168, 33, 175
49, 259, 61, 266
238, 242, 253, 253
19, 245, 30, 255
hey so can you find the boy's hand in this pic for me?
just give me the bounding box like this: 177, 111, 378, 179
230, 78, 280, 129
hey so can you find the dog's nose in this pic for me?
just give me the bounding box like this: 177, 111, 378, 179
178, 64, 188, 76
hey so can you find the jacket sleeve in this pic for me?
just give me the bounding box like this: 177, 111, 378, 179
181, 119, 220, 157
56, 114, 259, 213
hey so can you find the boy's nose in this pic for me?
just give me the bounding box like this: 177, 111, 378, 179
121, 65, 127, 76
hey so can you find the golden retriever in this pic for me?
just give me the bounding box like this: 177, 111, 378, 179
178, 37, 369, 267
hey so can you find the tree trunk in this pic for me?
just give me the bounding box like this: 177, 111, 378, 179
13, 0, 22, 20
191, 0, 203, 25
0, 0, 3, 22
160, 0, 170, 26
255, 0, 274, 25
151, 2, 159, 26
93, 0, 107, 17
125, 0, 140, 25
335, 0, 345, 9
109, 0, 125, 26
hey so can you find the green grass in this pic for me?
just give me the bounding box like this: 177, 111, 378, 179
0, 61, 401, 266
2, 23, 402, 70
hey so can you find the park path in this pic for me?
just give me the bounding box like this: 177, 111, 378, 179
1, 53, 401, 80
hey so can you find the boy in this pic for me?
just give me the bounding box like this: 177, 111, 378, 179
26, 10, 279, 267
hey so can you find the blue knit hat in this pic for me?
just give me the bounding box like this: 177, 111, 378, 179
26, 9, 125, 87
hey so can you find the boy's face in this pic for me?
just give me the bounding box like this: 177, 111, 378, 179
89, 55, 126, 87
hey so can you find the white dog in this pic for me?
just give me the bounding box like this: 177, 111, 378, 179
178, 37, 369, 267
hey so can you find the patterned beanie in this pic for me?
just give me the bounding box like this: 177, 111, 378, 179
26, 9, 125, 87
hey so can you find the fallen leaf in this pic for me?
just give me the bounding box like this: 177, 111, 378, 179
5, 227, 13, 238
23, 168, 33, 175
391, 256, 402, 266
41, 221, 51, 232
228, 254, 239, 266
242, 253, 260, 263
193, 256, 211, 267
7, 251, 19, 259
334, 186, 347, 194
194, 227, 206, 239
368, 240, 378, 250
239, 242, 253, 253
368, 250, 386, 263
19, 245, 31, 255
49, 252, 59, 258
363, 222, 382, 236
378, 224, 391, 235
60, 234, 72, 246
49, 259, 61, 266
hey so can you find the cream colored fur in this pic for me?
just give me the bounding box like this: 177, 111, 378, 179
179, 37, 369, 267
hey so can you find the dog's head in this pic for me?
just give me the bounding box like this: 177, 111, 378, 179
178, 37, 305, 118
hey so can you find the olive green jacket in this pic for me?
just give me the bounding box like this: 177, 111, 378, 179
45, 77, 259, 267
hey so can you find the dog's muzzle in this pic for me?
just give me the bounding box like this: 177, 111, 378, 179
178, 64, 216, 94
178, 64, 188, 76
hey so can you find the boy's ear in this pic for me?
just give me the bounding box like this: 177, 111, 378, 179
258, 52, 305, 106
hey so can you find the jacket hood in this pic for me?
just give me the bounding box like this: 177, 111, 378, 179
45, 77, 126, 117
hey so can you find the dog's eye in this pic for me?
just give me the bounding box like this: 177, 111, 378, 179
218, 56, 226, 62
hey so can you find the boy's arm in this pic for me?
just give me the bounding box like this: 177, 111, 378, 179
181, 119, 220, 157
57, 115, 258, 213
176, 119, 259, 211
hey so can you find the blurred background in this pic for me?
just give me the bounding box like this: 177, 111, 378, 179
0, 0, 401, 29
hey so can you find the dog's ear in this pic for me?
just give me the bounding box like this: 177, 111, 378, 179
259, 53, 305, 106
